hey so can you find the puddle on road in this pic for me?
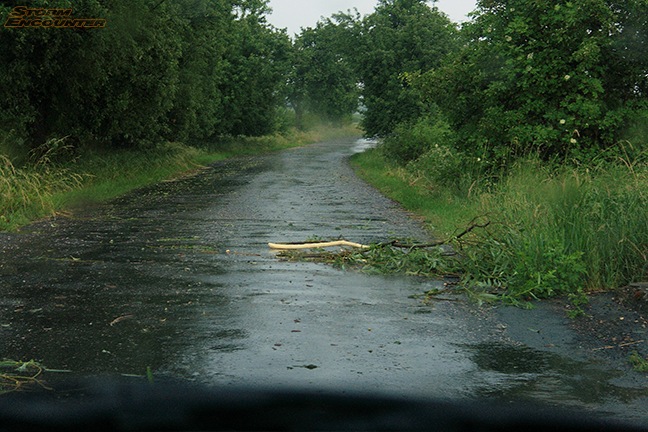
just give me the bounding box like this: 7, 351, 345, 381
465, 342, 648, 413
351, 138, 378, 154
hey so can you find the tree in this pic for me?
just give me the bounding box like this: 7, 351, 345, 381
90, 0, 183, 147
419, 0, 648, 161
166, 0, 232, 142
356, 0, 458, 137
0, 0, 184, 150
218, 0, 292, 136
0, 0, 295, 154
290, 13, 361, 126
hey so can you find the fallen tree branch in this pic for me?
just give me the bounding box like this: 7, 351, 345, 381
454, 219, 492, 241
382, 218, 492, 249
269, 217, 491, 252
269, 240, 369, 250
268, 217, 491, 250
592, 339, 645, 351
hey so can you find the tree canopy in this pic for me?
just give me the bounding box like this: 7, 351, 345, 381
1, 0, 646, 164
414, 0, 648, 162
287, 0, 457, 136
355, 0, 458, 137
289, 14, 360, 127
0, 0, 291, 156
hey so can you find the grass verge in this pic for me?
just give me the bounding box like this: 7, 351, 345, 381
349, 149, 480, 238
1, 124, 360, 231
350, 147, 648, 310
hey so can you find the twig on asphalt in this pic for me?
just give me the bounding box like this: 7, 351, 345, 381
380, 217, 492, 249
592, 339, 645, 351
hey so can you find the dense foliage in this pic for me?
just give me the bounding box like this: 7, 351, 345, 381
0, 0, 291, 159
3, 0, 646, 161
413, 0, 648, 163
351, 0, 648, 303
287, 0, 457, 135
288, 14, 360, 126
355, 0, 457, 137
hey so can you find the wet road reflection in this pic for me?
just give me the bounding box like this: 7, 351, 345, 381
1, 138, 647, 424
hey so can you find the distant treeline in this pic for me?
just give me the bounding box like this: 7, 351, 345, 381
2, 0, 647, 164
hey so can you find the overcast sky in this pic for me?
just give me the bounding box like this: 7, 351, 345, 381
266, 0, 478, 36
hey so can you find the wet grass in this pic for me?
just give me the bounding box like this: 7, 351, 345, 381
52, 142, 204, 210
0, 360, 51, 394
349, 149, 479, 238
1, 124, 361, 231
351, 147, 648, 305
476, 160, 648, 293
629, 352, 648, 372
0, 153, 86, 230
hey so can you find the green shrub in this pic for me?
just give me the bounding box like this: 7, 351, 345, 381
381, 116, 456, 165
407, 143, 462, 189
629, 352, 648, 372
408, 142, 503, 196
0, 130, 28, 165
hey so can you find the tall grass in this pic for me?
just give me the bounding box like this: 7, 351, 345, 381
0, 148, 85, 230
469, 158, 647, 298
352, 145, 648, 303
1, 141, 225, 231
53, 142, 204, 209
350, 149, 478, 238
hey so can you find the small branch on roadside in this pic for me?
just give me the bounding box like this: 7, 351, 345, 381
380, 216, 491, 249
592, 340, 645, 351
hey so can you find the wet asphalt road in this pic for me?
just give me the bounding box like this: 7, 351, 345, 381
1, 138, 647, 424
